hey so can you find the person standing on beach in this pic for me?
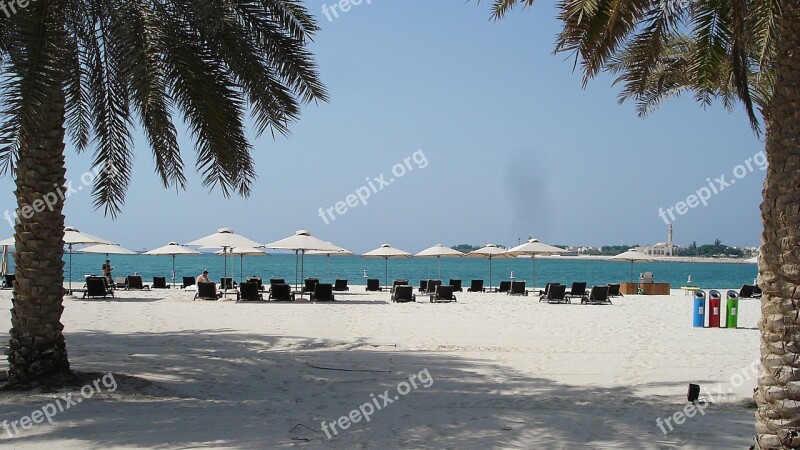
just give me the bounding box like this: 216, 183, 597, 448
102, 260, 113, 286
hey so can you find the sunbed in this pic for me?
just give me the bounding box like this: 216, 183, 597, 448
194, 281, 222, 300
467, 279, 485, 292
311, 283, 335, 302
239, 281, 263, 301
508, 281, 528, 296
430, 285, 457, 303
582, 285, 612, 305
391, 285, 416, 303
83, 276, 114, 299
268, 283, 295, 302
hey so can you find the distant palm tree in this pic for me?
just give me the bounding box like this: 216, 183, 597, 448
0, 0, 326, 384
488, 1, 798, 448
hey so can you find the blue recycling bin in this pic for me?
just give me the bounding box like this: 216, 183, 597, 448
693, 290, 706, 327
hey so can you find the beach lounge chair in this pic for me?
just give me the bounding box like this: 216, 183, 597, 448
418, 279, 428, 293
391, 279, 409, 293
537, 282, 559, 297
582, 285, 611, 305
303, 278, 320, 293
238, 281, 263, 302
311, 283, 335, 302
508, 281, 528, 296
268, 283, 295, 302
449, 279, 463, 292
125, 275, 150, 291
83, 276, 114, 299
247, 277, 264, 291
366, 278, 381, 291
194, 281, 222, 301
152, 277, 169, 289
113, 277, 127, 288
739, 284, 762, 299
565, 282, 587, 302
426, 280, 442, 295
391, 285, 416, 303
430, 284, 457, 303
467, 279, 485, 292
1, 274, 14, 289
494, 281, 512, 293
182, 277, 195, 288
220, 277, 236, 290
333, 279, 349, 291
607, 284, 623, 297
270, 278, 286, 286
544, 284, 568, 304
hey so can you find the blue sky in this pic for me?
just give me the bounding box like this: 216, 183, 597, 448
0, 1, 765, 253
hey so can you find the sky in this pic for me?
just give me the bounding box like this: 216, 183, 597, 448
0, 1, 766, 254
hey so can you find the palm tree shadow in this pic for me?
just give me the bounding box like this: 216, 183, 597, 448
0, 330, 754, 448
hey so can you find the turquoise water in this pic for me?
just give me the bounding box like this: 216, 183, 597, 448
14, 253, 757, 289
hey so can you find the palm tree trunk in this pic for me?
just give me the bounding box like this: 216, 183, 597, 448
6, 4, 71, 383
754, 1, 800, 448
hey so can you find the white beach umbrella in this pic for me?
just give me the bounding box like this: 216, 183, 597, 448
467, 244, 511, 289
504, 238, 566, 288
214, 247, 267, 283
187, 228, 261, 293
63, 226, 113, 294
307, 243, 353, 280
145, 242, 202, 285
362, 244, 412, 288
608, 249, 658, 283
266, 230, 342, 293
415, 244, 464, 279
78, 243, 136, 257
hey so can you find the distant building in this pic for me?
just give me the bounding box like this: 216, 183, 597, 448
636, 223, 674, 256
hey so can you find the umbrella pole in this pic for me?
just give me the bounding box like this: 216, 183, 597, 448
437, 256, 441, 279
301, 250, 306, 297
531, 255, 536, 290
172, 254, 176, 287
240, 254, 243, 285
630, 261, 634, 283
489, 256, 492, 291
326, 254, 330, 281
224, 248, 228, 294
295, 250, 299, 292
68, 244, 73, 294
384, 257, 388, 289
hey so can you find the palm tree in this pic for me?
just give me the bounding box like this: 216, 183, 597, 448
0, 0, 326, 384
488, 1, 797, 447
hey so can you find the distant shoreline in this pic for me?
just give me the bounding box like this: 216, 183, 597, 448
535, 255, 756, 264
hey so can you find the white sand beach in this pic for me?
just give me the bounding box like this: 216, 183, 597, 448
0, 286, 759, 448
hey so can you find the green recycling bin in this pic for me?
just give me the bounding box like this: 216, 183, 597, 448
726, 290, 739, 328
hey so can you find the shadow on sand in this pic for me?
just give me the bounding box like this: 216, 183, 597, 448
0, 330, 754, 448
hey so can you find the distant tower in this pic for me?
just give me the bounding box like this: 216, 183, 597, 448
667, 223, 674, 256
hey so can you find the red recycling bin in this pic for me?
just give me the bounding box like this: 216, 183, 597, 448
708, 290, 721, 327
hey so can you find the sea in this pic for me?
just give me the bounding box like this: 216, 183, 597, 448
11, 253, 758, 289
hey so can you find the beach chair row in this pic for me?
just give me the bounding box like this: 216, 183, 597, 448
536, 282, 624, 305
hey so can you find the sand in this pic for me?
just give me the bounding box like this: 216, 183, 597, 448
0, 286, 760, 448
